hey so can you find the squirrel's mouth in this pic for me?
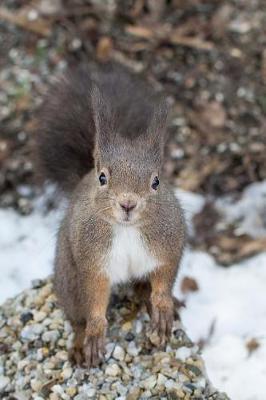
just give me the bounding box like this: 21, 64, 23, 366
121, 213, 132, 223
119, 211, 137, 225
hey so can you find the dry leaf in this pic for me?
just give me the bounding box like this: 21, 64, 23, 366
170, 34, 214, 51
181, 277, 199, 294
96, 36, 113, 62
125, 25, 154, 39
246, 338, 260, 355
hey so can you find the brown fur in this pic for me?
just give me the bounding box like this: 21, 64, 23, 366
37, 63, 186, 367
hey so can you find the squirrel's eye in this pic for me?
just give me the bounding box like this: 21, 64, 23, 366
151, 176, 159, 190
99, 172, 107, 186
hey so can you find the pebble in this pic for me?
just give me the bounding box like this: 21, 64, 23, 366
175, 346, 192, 362
105, 363, 121, 377
34, 311, 47, 322
135, 320, 143, 334
127, 387, 141, 400
74, 394, 88, 400
112, 345, 125, 361
141, 375, 157, 390
125, 332, 135, 341
121, 321, 132, 331
50, 394, 59, 400
105, 342, 115, 360
0, 376, 10, 392
0, 280, 230, 400
30, 379, 43, 392
21, 324, 44, 341
157, 373, 167, 386
55, 350, 68, 361
126, 342, 140, 357
20, 311, 33, 324
87, 388, 96, 397
42, 330, 60, 343
61, 367, 73, 380
66, 386, 77, 397
147, 330, 161, 346
52, 384, 65, 395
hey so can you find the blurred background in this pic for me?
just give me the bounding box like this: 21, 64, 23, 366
0, 1, 266, 399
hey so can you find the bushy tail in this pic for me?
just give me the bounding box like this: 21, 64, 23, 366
36, 66, 95, 192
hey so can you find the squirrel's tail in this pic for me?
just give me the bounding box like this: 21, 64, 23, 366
36, 66, 95, 192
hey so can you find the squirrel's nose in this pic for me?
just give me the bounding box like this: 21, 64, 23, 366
119, 201, 137, 213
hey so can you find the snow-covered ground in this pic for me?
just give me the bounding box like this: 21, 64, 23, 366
0, 183, 266, 400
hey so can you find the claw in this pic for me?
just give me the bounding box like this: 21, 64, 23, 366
84, 334, 105, 368
150, 297, 174, 345
69, 345, 85, 367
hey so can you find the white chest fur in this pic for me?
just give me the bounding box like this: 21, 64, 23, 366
105, 225, 158, 285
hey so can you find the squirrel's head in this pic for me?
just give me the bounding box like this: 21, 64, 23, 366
91, 85, 169, 225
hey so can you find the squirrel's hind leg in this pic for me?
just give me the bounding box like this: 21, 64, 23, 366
134, 281, 152, 316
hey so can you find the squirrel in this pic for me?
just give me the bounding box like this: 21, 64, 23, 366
36, 62, 186, 368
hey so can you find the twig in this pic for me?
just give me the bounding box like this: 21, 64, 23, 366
170, 33, 214, 51
125, 24, 214, 51
0, 6, 51, 37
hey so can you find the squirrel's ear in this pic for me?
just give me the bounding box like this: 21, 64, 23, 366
91, 85, 113, 170
149, 98, 169, 158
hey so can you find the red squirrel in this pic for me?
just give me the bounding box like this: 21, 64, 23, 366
36, 63, 186, 368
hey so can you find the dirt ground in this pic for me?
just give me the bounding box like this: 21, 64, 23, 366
0, 0, 265, 263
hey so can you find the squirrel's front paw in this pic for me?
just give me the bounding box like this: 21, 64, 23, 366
84, 317, 107, 368
69, 343, 85, 367
83, 334, 105, 367
151, 295, 174, 343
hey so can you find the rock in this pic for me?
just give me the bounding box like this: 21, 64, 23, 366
61, 367, 73, 380
175, 346, 192, 362
49, 393, 59, 400
147, 330, 161, 346
141, 375, 157, 390
125, 332, 135, 341
157, 373, 167, 386
105, 363, 122, 377
20, 311, 33, 324
66, 387, 77, 397
113, 345, 125, 361
127, 387, 141, 400
42, 330, 60, 343
87, 388, 96, 397
0, 376, 10, 392
0, 279, 230, 400
30, 379, 43, 392
74, 393, 88, 400
33, 311, 47, 322
126, 342, 140, 357
21, 323, 44, 341
105, 342, 115, 360
122, 321, 132, 331
55, 350, 68, 361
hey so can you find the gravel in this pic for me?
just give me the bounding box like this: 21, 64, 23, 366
0, 279, 230, 399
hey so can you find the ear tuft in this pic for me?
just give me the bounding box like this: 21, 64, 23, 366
149, 97, 169, 159
149, 97, 169, 135
91, 85, 113, 167
91, 85, 111, 140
